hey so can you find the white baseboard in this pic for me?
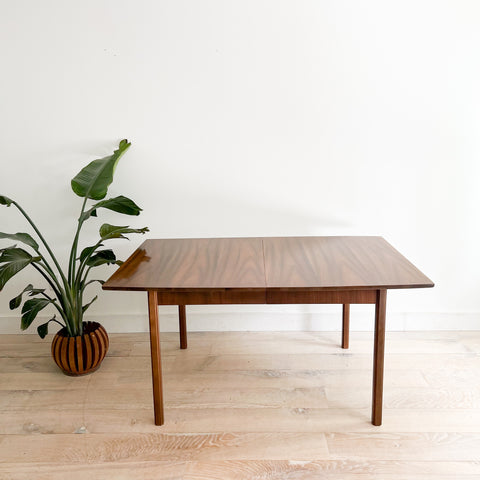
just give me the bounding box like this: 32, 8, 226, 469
1, 309, 479, 334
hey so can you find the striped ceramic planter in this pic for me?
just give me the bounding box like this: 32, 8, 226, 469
51, 321, 109, 376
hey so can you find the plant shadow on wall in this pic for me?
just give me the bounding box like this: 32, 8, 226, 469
0, 139, 148, 375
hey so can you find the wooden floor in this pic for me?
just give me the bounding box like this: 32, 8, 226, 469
1, 330, 480, 479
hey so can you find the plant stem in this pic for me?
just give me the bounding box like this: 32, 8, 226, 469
34, 262, 63, 300
68, 196, 88, 285
50, 318, 65, 329
31, 264, 73, 336
39, 292, 68, 330
39, 291, 55, 302
12, 201, 71, 292
36, 259, 65, 299
74, 239, 103, 290
35, 260, 75, 323
72, 238, 105, 334
64, 196, 90, 336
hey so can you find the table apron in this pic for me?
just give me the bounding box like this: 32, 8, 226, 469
155, 290, 265, 305
266, 289, 376, 304
154, 289, 377, 305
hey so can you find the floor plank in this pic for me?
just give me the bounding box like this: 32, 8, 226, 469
326, 432, 480, 461
185, 460, 480, 480
1, 432, 330, 463
1, 330, 480, 479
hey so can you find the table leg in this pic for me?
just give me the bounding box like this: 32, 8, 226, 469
342, 304, 350, 349
148, 291, 164, 426
372, 289, 387, 426
179, 305, 187, 349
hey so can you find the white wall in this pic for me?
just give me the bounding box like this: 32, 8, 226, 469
1, 0, 479, 333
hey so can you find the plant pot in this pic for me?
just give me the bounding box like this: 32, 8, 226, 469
51, 321, 109, 376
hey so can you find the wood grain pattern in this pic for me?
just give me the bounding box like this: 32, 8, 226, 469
263, 236, 434, 290
179, 305, 187, 349
0, 432, 329, 463
327, 386, 480, 410
265, 289, 376, 304
147, 290, 164, 425
2, 462, 479, 480
4, 405, 480, 435
326, 431, 480, 461
103, 238, 266, 291
103, 236, 434, 293
101, 237, 433, 428
372, 289, 387, 425
0, 367, 427, 394
1, 332, 480, 480
155, 289, 266, 305
342, 304, 350, 349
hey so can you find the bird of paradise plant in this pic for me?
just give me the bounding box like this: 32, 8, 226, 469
0, 139, 148, 338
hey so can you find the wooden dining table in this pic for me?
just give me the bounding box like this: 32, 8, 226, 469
103, 236, 434, 426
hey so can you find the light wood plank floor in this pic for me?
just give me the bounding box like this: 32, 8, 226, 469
1, 330, 480, 479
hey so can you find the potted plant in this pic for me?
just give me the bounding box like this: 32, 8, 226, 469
0, 139, 148, 375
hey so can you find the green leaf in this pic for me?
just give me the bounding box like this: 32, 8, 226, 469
0, 247, 33, 263
0, 244, 16, 253
10, 284, 32, 310
79, 244, 103, 262
99, 223, 149, 241
80, 196, 142, 221
0, 195, 13, 206
82, 295, 98, 313
71, 139, 131, 200
28, 288, 46, 297
0, 232, 39, 251
10, 284, 46, 309
0, 248, 41, 291
37, 321, 49, 339
21, 298, 52, 330
37, 316, 59, 339
86, 249, 117, 267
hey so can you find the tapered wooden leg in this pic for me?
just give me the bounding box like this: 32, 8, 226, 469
179, 305, 187, 349
372, 289, 387, 426
342, 304, 350, 349
148, 291, 164, 426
